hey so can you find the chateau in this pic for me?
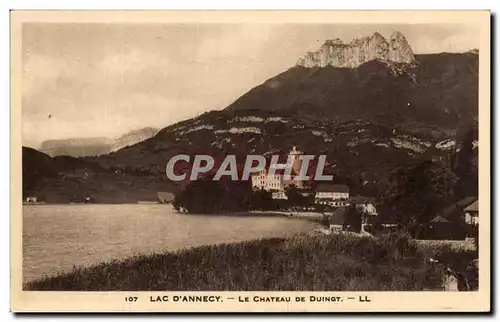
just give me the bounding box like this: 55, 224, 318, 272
251, 146, 307, 199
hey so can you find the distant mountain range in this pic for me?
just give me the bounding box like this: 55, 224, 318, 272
22, 31, 479, 203
38, 127, 159, 157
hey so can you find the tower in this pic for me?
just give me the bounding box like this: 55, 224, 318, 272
289, 146, 304, 185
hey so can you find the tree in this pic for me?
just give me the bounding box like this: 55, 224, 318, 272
343, 204, 363, 233
453, 124, 478, 198
172, 176, 252, 214
285, 184, 314, 208
250, 188, 274, 210
284, 184, 301, 206
379, 160, 458, 226
218, 178, 253, 211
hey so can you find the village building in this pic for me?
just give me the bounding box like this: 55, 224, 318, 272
425, 215, 462, 240
328, 203, 378, 233
271, 190, 288, 200
25, 196, 37, 204
435, 196, 478, 226
315, 183, 349, 200
314, 183, 349, 206
464, 200, 479, 225
157, 192, 175, 204
424, 197, 478, 240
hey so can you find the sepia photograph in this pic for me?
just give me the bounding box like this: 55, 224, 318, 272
10, 10, 490, 312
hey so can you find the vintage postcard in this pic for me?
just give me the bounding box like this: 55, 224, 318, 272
10, 10, 490, 312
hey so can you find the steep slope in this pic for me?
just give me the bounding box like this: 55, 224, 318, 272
227, 53, 478, 130
95, 108, 466, 198
25, 103, 476, 203
23, 147, 56, 194
111, 127, 159, 152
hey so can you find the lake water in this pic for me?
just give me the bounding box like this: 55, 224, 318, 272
22, 205, 320, 283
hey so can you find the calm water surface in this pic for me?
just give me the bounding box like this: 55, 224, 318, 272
23, 205, 320, 282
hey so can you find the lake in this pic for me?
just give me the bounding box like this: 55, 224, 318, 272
22, 205, 321, 283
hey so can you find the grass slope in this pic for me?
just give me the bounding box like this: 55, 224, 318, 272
25, 233, 473, 291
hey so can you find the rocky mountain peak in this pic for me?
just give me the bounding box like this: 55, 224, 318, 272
371, 31, 386, 43
296, 31, 416, 68
388, 31, 415, 63
389, 30, 406, 40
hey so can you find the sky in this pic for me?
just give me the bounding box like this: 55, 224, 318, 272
22, 23, 480, 147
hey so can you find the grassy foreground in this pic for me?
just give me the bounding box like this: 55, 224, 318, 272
24, 233, 475, 291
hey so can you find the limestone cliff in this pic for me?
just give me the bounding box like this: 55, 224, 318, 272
40, 137, 113, 157
39, 127, 159, 157
296, 31, 416, 68
111, 127, 159, 152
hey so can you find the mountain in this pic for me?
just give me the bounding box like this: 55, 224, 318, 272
40, 137, 112, 157
296, 31, 415, 68
23, 31, 478, 203
38, 127, 159, 157
95, 108, 472, 197
23, 147, 56, 193
23, 107, 477, 203
22, 147, 173, 203
228, 31, 477, 131
111, 127, 159, 152
228, 54, 478, 131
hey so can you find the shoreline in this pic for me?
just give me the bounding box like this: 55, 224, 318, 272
23, 204, 475, 286
181, 210, 326, 220
22, 206, 324, 283
23, 232, 477, 292
22, 203, 327, 220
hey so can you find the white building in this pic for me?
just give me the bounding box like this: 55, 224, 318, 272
358, 203, 377, 216
25, 196, 37, 204
252, 168, 285, 191
315, 183, 349, 200
464, 200, 479, 225
250, 146, 307, 199
271, 190, 288, 200
315, 183, 349, 206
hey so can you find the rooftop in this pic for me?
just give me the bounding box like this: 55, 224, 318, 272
429, 215, 450, 223
157, 192, 174, 201
464, 200, 478, 212
440, 196, 477, 218
315, 183, 349, 193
